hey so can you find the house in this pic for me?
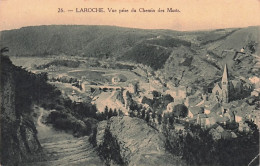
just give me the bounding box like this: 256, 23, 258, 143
231, 132, 237, 138
209, 125, 224, 140
71, 90, 76, 96
221, 130, 232, 139
186, 95, 202, 107
186, 87, 193, 96
166, 85, 187, 100
127, 81, 138, 94
166, 102, 175, 114
234, 104, 255, 123
82, 85, 92, 92
210, 129, 222, 140
81, 81, 93, 92
204, 102, 221, 114
200, 116, 218, 128
230, 80, 243, 94
188, 107, 204, 119
251, 88, 260, 97
196, 114, 208, 127
234, 108, 244, 123
223, 111, 235, 122
207, 116, 217, 126
238, 122, 250, 132
249, 111, 260, 128
216, 116, 230, 125
184, 97, 190, 107
112, 74, 126, 84
249, 76, 260, 89
69, 90, 82, 103
209, 124, 232, 140
221, 104, 235, 122
202, 93, 209, 101
215, 125, 225, 132
112, 77, 120, 84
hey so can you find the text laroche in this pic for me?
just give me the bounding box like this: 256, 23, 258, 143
76, 8, 105, 12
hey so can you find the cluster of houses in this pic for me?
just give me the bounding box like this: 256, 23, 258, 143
69, 90, 83, 103
162, 64, 259, 139
65, 60, 259, 140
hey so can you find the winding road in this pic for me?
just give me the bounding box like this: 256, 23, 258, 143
24, 107, 104, 166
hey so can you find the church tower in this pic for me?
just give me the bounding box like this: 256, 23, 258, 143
221, 64, 229, 103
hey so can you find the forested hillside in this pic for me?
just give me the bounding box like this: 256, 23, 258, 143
1, 25, 259, 86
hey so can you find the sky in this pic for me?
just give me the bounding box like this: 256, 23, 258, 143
0, 0, 260, 31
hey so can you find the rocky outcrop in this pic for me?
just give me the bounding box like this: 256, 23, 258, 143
96, 116, 186, 166
0, 55, 41, 165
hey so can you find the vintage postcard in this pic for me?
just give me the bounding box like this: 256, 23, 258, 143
0, 0, 260, 165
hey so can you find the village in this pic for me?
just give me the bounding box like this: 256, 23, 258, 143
10, 43, 259, 142
45, 50, 260, 142
3, 22, 259, 165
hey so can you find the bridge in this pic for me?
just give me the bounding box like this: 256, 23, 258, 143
83, 84, 124, 92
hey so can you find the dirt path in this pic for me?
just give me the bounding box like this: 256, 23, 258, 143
37, 107, 45, 127
24, 107, 104, 166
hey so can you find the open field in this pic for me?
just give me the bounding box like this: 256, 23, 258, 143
11, 57, 146, 86
10, 57, 54, 68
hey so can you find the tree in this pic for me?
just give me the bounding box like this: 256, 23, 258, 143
152, 90, 161, 98
104, 106, 109, 119
137, 109, 141, 118
162, 94, 174, 107
141, 96, 153, 106
152, 111, 156, 120
141, 109, 146, 119
163, 114, 168, 124
113, 108, 118, 116
129, 110, 134, 117
157, 114, 162, 125
97, 112, 105, 121
145, 112, 150, 123
247, 41, 257, 54
118, 109, 124, 116
169, 116, 174, 126
0, 47, 9, 54
173, 104, 188, 118
108, 108, 113, 119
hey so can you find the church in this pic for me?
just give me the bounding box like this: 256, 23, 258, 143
210, 64, 247, 103
211, 64, 230, 103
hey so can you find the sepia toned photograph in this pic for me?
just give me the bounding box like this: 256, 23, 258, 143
0, 0, 260, 165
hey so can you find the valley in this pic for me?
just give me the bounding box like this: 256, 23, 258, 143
1, 25, 259, 166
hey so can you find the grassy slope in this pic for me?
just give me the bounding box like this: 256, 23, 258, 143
207, 26, 260, 54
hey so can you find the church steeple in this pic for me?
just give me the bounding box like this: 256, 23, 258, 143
221, 64, 229, 103
222, 64, 228, 83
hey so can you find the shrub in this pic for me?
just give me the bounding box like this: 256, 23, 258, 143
173, 104, 188, 118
